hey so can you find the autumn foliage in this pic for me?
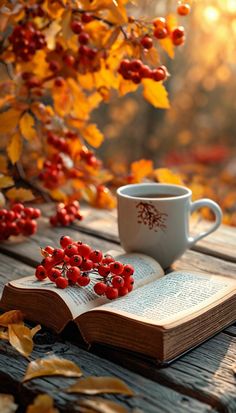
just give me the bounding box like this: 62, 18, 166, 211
0, 0, 189, 209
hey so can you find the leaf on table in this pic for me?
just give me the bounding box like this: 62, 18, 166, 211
7, 132, 22, 164
131, 159, 153, 183
26, 394, 59, 413
0, 155, 8, 174
142, 79, 170, 109
67, 376, 134, 396
19, 112, 37, 141
0, 108, 21, 134
154, 168, 184, 185
8, 323, 40, 358
0, 329, 9, 340
0, 394, 18, 413
0, 176, 14, 189
6, 188, 35, 202
0, 310, 24, 327
23, 356, 83, 382
79, 397, 128, 413
82, 124, 104, 148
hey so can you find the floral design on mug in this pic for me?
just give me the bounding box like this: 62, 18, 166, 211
136, 202, 168, 232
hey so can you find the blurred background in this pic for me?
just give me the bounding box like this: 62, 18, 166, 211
94, 0, 236, 225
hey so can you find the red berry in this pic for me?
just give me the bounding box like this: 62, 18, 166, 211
112, 275, 125, 288
60, 235, 73, 249
152, 67, 166, 82
31, 208, 41, 219
102, 255, 115, 265
54, 77, 65, 87
77, 275, 90, 286
105, 287, 118, 300
41, 256, 54, 270
153, 17, 166, 28
66, 267, 81, 282
78, 32, 90, 45
49, 60, 60, 72
35, 265, 47, 280
131, 73, 141, 84
122, 264, 134, 277
69, 254, 83, 266
94, 282, 107, 295
139, 65, 152, 78
65, 243, 78, 256
81, 13, 93, 23
124, 276, 134, 289
12, 203, 24, 213
98, 264, 110, 277
23, 207, 35, 218
109, 261, 124, 275
48, 267, 61, 282
45, 245, 54, 255
71, 20, 83, 34
77, 243, 92, 258
50, 216, 58, 226
52, 248, 65, 263
140, 35, 153, 49
22, 219, 37, 236
55, 277, 68, 289
5, 211, 16, 222
89, 250, 103, 263
80, 259, 93, 271
154, 27, 168, 39
63, 54, 75, 67
118, 287, 129, 297
171, 26, 185, 45
129, 59, 142, 72
177, 3, 191, 16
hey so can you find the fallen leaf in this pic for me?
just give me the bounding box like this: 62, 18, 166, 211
0, 310, 24, 327
82, 124, 104, 148
0, 329, 9, 340
19, 112, 36, 141
67, 376, 134, 396
131, 159, 153, 183
30, 325, 41, 338
26, 394, 59, 413
0, 394, 18, 413
8, 324, 39, 357
7, 132, 22, 164
142, 79, 170, 109
6, 188, 35, 202
0, 155, 8, 174
79, 397, 128, 413
0, 108, 21, 134
154, 168, 184, 185
23, 356, 83, 382
0, 176, 14, 189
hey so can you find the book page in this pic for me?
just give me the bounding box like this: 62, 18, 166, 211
7, 253, 164, 319
93, 271, 236, 327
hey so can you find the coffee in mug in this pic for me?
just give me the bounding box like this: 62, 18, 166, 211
117, 183, 222, 269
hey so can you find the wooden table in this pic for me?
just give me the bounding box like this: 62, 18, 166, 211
0, 206, 235, 413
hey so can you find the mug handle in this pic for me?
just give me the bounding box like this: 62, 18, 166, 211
187, 198, 222, 248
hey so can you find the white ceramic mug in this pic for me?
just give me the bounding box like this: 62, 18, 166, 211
117, 183, 222, 269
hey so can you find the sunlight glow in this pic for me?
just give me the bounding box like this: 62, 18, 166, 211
203, 6, 220, 22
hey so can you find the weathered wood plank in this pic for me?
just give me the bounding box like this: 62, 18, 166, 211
0, 338, 218, 413
0, 253, 34, 297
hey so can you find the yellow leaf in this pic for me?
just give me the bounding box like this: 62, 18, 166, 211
67, 376, 134, 395
7, 132, 22, 164
0, 108, 21, 134
118, 77, 138, 96
78, 73, 95, 90
67, 78, 90, 120
0, 394, 18, 413
0, 176, 14, 189
6, 188, 35, 202
0, 155, 8, 174
82, 124, 104, 148
166, 14, 178, 32
26, 394, 59, 413
52, 81, 72, 117
44, 21, 61, 50
159, 38, 175, 59
131, 159, 154, 183
107, 0, 128, 24
8, 324, 36, 357
23, 357, 83, 382
19, 112, 36, 141
49, 189, 68, 202
142, 80, 170, 109
154, 168, 184, 185
0, 310, 23, 327
79, 397, 128, 413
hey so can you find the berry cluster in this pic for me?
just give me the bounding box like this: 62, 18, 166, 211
50, 201, 83, 227
153, 17, 185, 46
35, 236, 135, 299
9, 22, 46, 61
80, 147, 100, 168
38, 154, 65, 190
47, 131, 70, 154
0, 204, 41, 241
118, 59, 167, 83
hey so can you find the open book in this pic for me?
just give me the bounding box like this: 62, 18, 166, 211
0, 252, 235, 364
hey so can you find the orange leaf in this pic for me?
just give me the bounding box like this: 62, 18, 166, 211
6, 188, 35, 202
166, 14, 178, 32
49, 189, 68, 202
0, 176, 14, 189
26, 394, 59, 413
118, 77, 138, 96
159, 38, 175, 59
142, 80, 170, 109
154, 168, 184, 185
23, 357, 83, 382
82, 124, 104, 148
0, 329, 9, 340
8, 324, 40, 357
7, 132, 22, 164
0, 394, 18, 413
79, 397, 128, 413
19, 112, 36, 141
0, 310, 24, 327
0, 108, 21, 135
67, 376, 134, 395
0, 155, 8, 174
131, 159, 154, 183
